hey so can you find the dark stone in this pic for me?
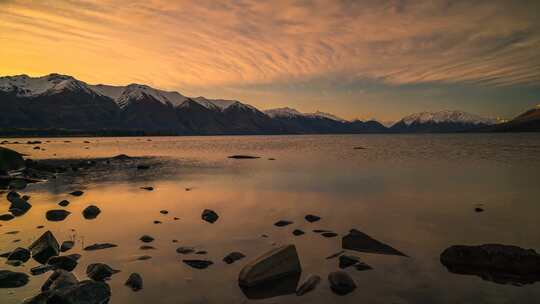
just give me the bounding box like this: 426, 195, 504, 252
228, 155, 260, 159
46, 209, 71, 221
195, 251, 207, 255
176, 247, 195, 254
30, 265, 56, 276
0, 270, 29, 288
342, 229, 407, 256
328, 271, 356, 295
8, 193, 32, 215
58, 200, 70, 207
41, 269, 77, 291
136, 255, 152, 261
0, 213, 14, 221
182, 259, 213, 269
82, 205, 101, 219
47, 255, 79, 272
7, 247, 31, 264
475, 207, 484, 212
274, 220, 293, 227
313, 229, 331, 233
0, 147, 24, 171
153, 220, 161, 224
353, 146, 367, 150
296, 274, 321, 296
223, 252, 246, 264
321, 232, 338, 238
83, 243, 117, 251
304, 214, 321, 223
292, 229, 305, 236
125, 273, 143, 291
201, 209, 219, 223
112, 154, 131, 160
69, 190, 84, 197
139, 245, 155, 250
60, 240, 75, 252
140, 186, 153, 191
440, 244, 540, 285
29, 231, 60, 264
86, 263, 119, 281
160, 210, 168, 214
137, 165, 150, 170
140, 235, 154, 243
239, 245, 301, 288
47, 280, 111, 304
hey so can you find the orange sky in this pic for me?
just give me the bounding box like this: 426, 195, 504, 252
1, 0, 539, 121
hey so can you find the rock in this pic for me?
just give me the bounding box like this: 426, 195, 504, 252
325, 250, 345, 260
0, 213, 14, 221
339, 255, 362, 269
321, 232, 338, 238
274, 220, 293, 227
292, 229, 305, 236
153, 220, 161, 224
304, 214, 321, 223
125, 273, 143, 291
140, 235, 154, 243
83, 243, 117, 251
58, 200, 70, 207
82, 205, 101, 219
30, 265, 56, 276
0, 147, 24, 171
440, 244, 540, 285
69, 190, 84, 196
201, 209, 219, 223
41, 269, 78, 291
228, 155, 260, 159
60, 240, 75, 252
296, 274, 321, 296
0, 270, 29, 288
22, 195, 30, 201
46, 209, 71, 221
313, 229, 331, 233
136, 255, 152, 261
176, 247, 195, 254
86, 263, 119, 281
239, 244, 302, 287
137, 165, 150, 170
160, 210, 168, 214
140, 186, 153, 191
29, 231, 60, 264
183, 259, 213, 269
139, 245, 155, 250
112, 154, 131, 160
8, 193, 32, 215
223, 252, 246, 264
47, 255, 79, 272
328, 271, 356, 295
342, 229, 407, 256
195, 251, 207, 255
475, 207, 484, 212
47, 280, 111, 304
7, 247, 31, 264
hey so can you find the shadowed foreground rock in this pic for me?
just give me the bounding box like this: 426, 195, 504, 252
82, 205, 101, 219
46, 209, 71, 221
29, 231, 60, 264
440, 244, 540, 285
239, 244, 302, 299
125, 273, 143, 291
201, 209, 219, 223
0, 147, 24, 171
223, 252, 246, 264
6, 247, 31, 265
342, 229, 407, 256
24, 280, 111, 304
328, 271, 356, 295
84, 243, 118, 251
86, 263, 120, 281
0, 270, 29, 288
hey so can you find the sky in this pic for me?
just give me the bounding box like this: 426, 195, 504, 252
1, 0, 539, 122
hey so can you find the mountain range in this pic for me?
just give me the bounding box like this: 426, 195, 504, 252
0, 73, 538, 135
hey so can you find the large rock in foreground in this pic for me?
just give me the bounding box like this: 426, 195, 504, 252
0, 270, 29, 288
0, 147, 24, 171
440, 244, 540, 285
29, 231, 60, 264
342, 229, 407, 256
46, 280, 111, 304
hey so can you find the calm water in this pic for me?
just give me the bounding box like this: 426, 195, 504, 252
2, 134, 540, 303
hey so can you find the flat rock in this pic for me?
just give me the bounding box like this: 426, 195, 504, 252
41, 269, 78, 292
176, 247, 195, 254
47, 255, 79, 272
140, 235, 154, 243
0, 270, 30, 288
183, 259, 213, 269
160, 210, 168, 214
60, 240, 75, 252
223, 252, 246, 264
30, 265, 56, 276
296, 274, 321, 296
328, 271, 356, 295
140, 187, 153, 191
86, 263, 119, 281
339, 255, 362, 269
201, 209, 219, 223
46, 209, 71, 221
29, 231, 60, 264
83, 243, 117, 251
292, 229, 305, 236
239, 244, 302, 288
82, 205, 101, 219
321, 232, 338, 238
125, 273, 143, 291
342, 229, 407, 256
228, 155, 260, 159
69, 190, 84, 197
274, 220, 293, 227
47, 280, 111, 304
7, 247, 31, 264
304, 214, 321, 223
0, 213, 14, 221
139, 245, 155, 250
136, 255, 152, 261
58, 200, 70, 207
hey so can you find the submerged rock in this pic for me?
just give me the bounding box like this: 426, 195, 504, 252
239, 244, 302, 288
140, 186, 154, 191
228, 155, 260, 159
30, 265, 56, 276
183, 259, 213, 269
125, 273, 143, 291
60, 240, 75, 252
140, 235, 154, 243
440, 244, 540, 285
46, 209, 71, 221
83, 243, 117, 251
69, 190, 84, 197
29, 231, 60, 264
201, 209, 219, 223
7, 247, 31, 264
223, 252, 246, 264
41, 269, 78, 292
339, 255, 371, 270
86, 263, 119, 281
0, 213, 14, 221
47, 255, 79, 272
342, 229, 407, 256
328, 271, 356, 295
82, 205, 101, 219
0, 270, 29, 288
292, 229, 305, 236
296, 274, 321, 296
58, 200, 70, 207
304, 214, 321, 223
274, 220, 293, 227
176, 247, 195, 254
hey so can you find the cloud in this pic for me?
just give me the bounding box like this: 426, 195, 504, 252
0, 0, 539, 91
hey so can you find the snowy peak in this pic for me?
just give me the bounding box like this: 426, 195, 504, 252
0, 73, 94, 97
399, 110, 497, 126
192, 96, 258, 112
91, 83, 188, 109
265, 107, 348, 122
307, 111, 347, 122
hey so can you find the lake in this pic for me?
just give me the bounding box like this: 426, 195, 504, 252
2, 133, 540, 303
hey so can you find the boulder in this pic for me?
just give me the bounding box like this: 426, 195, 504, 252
140, 187, 153, 191
182, 259, 214, 269
201, 209, 219, 223
125, 273, 143, 291
238, 244, 302, 288
342, 229, 407, 256
8, 192, 32, 215
29, 231, 60, 264
6, 247, 31, 264
0, 147, 24, 171
296, 274, 321, 296
41, 270, 78, 292
0, 270, 29, 288
86, 263, 119, 281
47, 255, 79, 272
60, 240, 75, 252
0, 213, 14, 221
47, 280, 111, 304
328, 271, 356, 295
82, 205, 101, 219
46, 209, 71, 221
321, 232, 338, 238
223, 252, 246, 264
30, 265, 56, 276
139, 235, 154, 243
83, 243, 117, 251
304, 214, 321, 223
69, 190, 84, 197
58, 200, 70, 207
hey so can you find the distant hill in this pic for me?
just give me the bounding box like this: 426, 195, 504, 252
390, 110, 497, 133
485, 106, 540, 132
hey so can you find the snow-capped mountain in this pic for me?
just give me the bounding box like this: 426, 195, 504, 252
265, 107, 348, 122
391, 110, 497, 132
192, 96, 258, 112
0, 74, 95, 97
91, 84, 188, 108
